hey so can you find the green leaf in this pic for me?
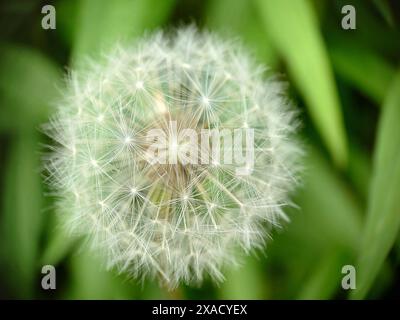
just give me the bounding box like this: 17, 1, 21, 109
352, 70, 400, 299
265, 147, 362, 299
329, 42, 395, 105
254, 0, 348, 167
206, 0, 278, 67
0, 45, 60, 297
297, 250, 345, 300
56, 0, 79, 48
347, 144, 372, 200
40, 214, 79, 266
0, 45, 60, 130
65, 249, 136, 299
140, 281, 169, 299
219, 254, 267, 299
372, 0, 395, 27
0, 45, 73, 269
0, 133, 43, 297
72, 0, 175, 64
291, 148, 362, 252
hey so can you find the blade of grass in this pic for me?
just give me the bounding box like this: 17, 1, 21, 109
372, 0, 395, 27
0, 46, 60, 297
219, 254, 268, 299
264, 147, 362, 298
255, 0, 348, 167
292, 148, 362, 251
347, 144, 371, 201
40, 214, 80, 266
297, 250, 345, 300
329, 42, 395, 105
351, 70, 400, 299
64, 250, 136, 299
206, 0, 277, 67
0, 133, 42, 298
0, 46, 72, 268
0, 45, 60, 129
56, 0, 79, 48
140, 281, 169, 299
72, 0, 175, 64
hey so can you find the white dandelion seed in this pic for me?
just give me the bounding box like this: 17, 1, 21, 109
43, 27, 302, 288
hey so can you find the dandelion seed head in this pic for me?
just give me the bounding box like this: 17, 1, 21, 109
201, 96, 210, 107
97, 114, 104, 122
43, 27, 302, 288
135, 80, 144, 90
90, 159, 98, 167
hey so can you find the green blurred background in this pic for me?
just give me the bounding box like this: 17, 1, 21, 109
0, 0, 399, 299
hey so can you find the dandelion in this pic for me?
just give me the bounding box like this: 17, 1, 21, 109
43, 27, 301, 288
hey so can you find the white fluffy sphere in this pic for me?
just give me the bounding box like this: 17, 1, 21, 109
44, 27, 301, 287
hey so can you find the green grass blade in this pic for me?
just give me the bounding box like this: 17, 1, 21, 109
72, 0, 175, 63
255, 0, 348, 167
293, 148, 362, 252
348, 144, 372, 201
0, 46, 75, 269
206, 0, 277, 67
219, 254, 267, 299
330, 42, 395, 105
265, 147, 362, 299
64, 250, 136, 299
56, 0, 79, 48
372, 0, 395, 27
351, 71, 400, 299
0, 133, 42, 297
140, 281, 169, 299
0, 46, 60, 297
0, 45, 60, 129
297, 250, 344, 300
40, 215, 79, 266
